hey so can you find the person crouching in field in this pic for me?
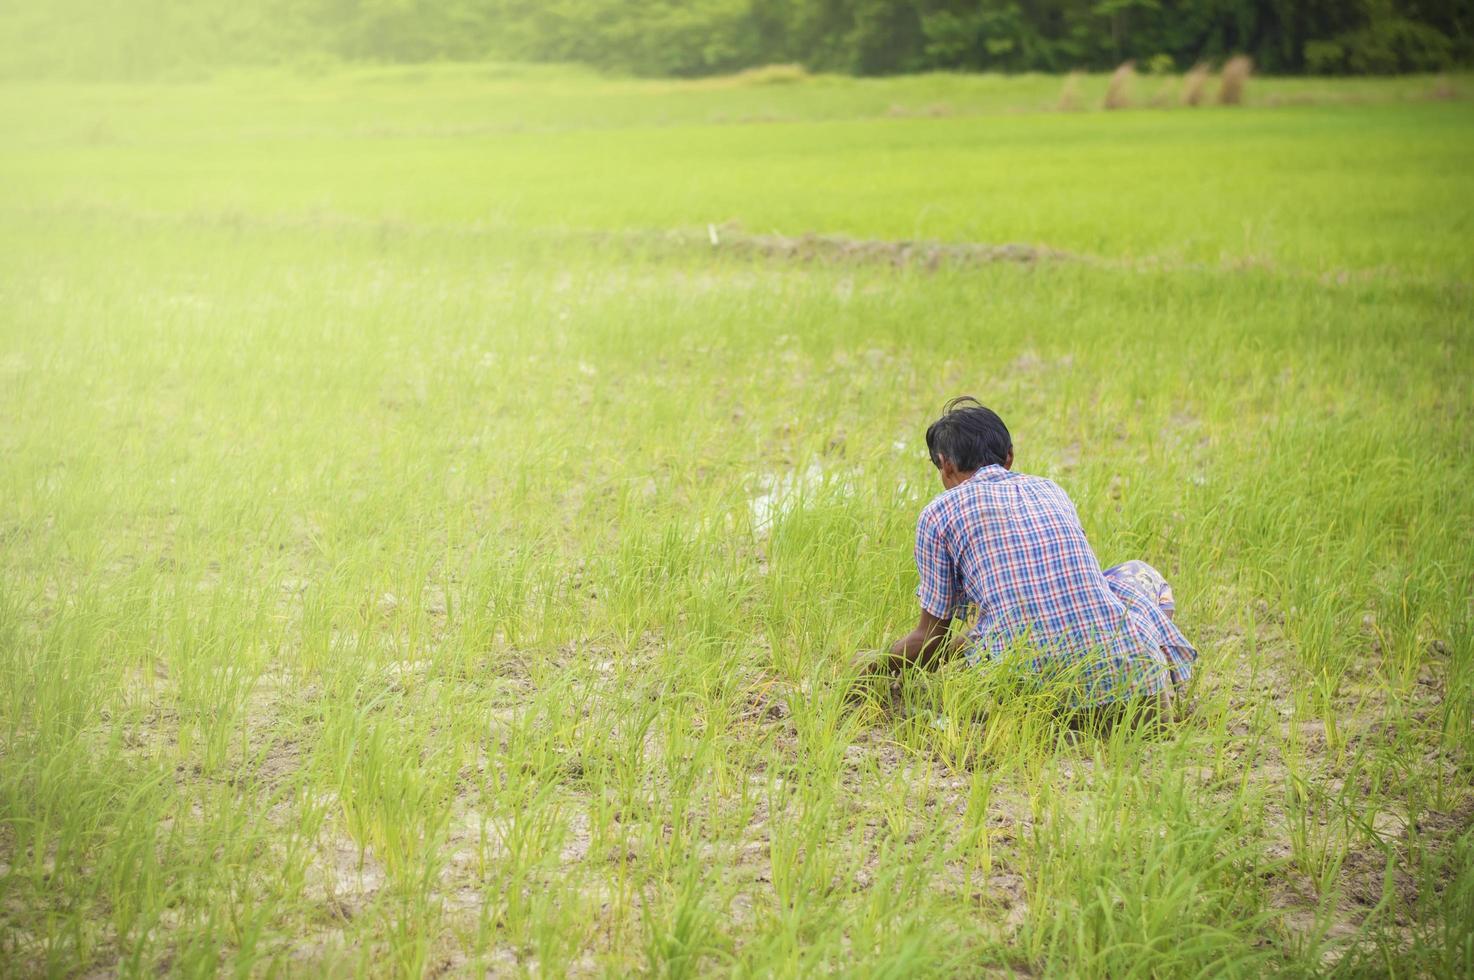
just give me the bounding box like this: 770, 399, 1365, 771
871, 397, 1197, 722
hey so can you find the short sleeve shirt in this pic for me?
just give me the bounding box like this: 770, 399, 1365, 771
915, 466, 1196, 704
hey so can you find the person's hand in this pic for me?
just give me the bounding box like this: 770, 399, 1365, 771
846, 648, 894, 705
848, 647, 889, 676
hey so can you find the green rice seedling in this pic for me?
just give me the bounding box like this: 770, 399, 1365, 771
1283, 766, 1349, 897
639, 860, 730, 977
958, 767, 999, 876
0, 66, 1471, 976
1021, 763, 1279, 974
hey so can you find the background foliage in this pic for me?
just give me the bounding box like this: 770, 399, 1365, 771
0, 0, 1470, 80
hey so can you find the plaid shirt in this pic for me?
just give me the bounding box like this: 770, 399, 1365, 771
915, 466, 1196, 705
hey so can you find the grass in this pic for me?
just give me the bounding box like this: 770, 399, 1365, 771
1, 64, 1472, 975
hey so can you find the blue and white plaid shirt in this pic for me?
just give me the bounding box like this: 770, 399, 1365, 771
915, 465, 1196, 705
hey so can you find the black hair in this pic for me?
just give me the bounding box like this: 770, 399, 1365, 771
925, 396, 1012, 471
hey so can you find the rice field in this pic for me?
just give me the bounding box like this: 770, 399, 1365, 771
1, 67, 1472, 976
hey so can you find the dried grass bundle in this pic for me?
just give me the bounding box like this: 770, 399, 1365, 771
1104, 61, 1135, 110
1056, 71, 1084, 111
1218, 55, 1252, 106
1181, 63, 1210, 106
729, 63, 809, 86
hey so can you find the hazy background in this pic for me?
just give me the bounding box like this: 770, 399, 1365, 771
1, 0, 1468, 81
3, 0, 1473, 976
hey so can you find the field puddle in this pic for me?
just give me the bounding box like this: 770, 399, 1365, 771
749, 463, 915, 530
749, 462, 848, 531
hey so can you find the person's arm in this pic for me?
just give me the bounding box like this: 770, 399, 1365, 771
887, 609, 954, 671
849, 611, 960, 681
851, 505, 966, 679
904, 506, 963, 670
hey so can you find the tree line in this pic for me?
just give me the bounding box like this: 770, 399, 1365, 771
2, 0, 1468, 81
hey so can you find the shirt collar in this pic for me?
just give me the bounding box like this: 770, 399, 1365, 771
970, 464, 1011, 482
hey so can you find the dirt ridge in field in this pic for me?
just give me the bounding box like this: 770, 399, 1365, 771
6, 201, 1442, 288
632, 224, 1073, 268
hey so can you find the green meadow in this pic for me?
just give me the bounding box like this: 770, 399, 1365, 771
1, 67, 1472, 975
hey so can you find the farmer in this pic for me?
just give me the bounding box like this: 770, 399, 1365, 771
873, 397, 1196, 716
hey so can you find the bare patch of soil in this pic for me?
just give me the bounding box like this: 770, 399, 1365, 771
648, 225, 1071, 269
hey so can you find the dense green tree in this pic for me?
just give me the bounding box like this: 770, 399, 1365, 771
0, 0, 1467, 79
